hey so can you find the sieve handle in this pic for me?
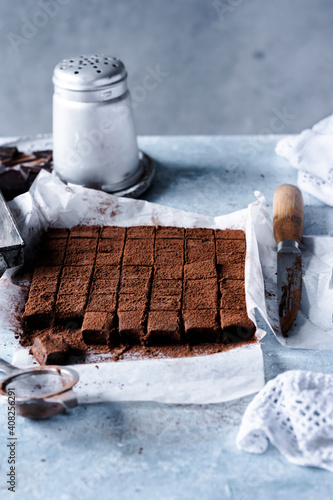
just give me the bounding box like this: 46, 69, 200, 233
0, 358, 18, 375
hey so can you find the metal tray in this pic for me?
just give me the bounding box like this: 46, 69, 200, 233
0, 189, 25, 275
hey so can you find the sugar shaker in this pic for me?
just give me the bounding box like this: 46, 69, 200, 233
52, 55, 142, 191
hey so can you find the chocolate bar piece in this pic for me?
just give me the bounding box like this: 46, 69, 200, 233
145, 311, 182, 345
55, 295, 87, 324
100, 226, 126, 240
23, 293, 56, 329
32, 333, 70, 365
183, 279, 219, 310
118, 310, 146, 344
220, 310, 255, 343
156, 226, 185, 239
127, 226, 155, 239
81, 311, 116, 345
183, 309, 220, 344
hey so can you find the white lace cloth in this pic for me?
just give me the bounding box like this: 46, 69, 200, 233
276, 114, 333, 206
237, 370, 333, 472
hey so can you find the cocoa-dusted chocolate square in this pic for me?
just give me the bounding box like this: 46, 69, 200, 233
215, 239, 246, 265
64, 252, 96, 267
69, 225, 100, 238
119, 278, 150, 295
184, 259, 217, 280
95, 252, 123, 266
32, 334, 70, 365
58, 278, 91, 296
150, 280, 182, 311
215, 229, 245, 240
100, 226, 126, 240
66, 238, 98, 255
90, 278, 119, 295
183, 278, 219, 310
219, 279, 245, 301
45, 228, 69, 239
126, 225, 155, 239
97, 238, 124, 254
154, 264, 183, 280
23, 293, 56, 329
220, 310, 255, 343
123, 239, 154, 266
154, 239, 184, 266
32, 265, 62, 280
118, 310, 146, 344
61, 265, 94, 281
38, 239, 67, 266
81, 311, 116, 345
29, 277, 59, 297
185, 239, 215, 264
185, 228, 214, 240
217, 261, 245, 281
121, 265, 152, 281
155, 226, 185, 239
55, 295, 87, 324
93, 265, 120, 281
118, 293, 147, 312
183, 309, 220, 344
86, 293, 117, 313
145, 311, 182, 345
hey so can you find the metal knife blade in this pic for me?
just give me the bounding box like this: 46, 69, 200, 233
277, 240, 302, 336
273, 185, 304, 336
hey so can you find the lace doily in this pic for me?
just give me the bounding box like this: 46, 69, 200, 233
237, 370, 333, 472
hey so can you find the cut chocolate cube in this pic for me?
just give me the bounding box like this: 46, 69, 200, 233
69, 225, 100, 238
184, 259, 217, 280
64, 252, 96, 266
29, 277, 58, 296
217, 262, 245, 281
100, 226, 126, 240
123, 239, 154, 266
183, 279, 219, 310
156, 226, 185, 239
66, 238, 98, 254
119, 278, 150, 295
154, 264, 183, 280
183, 310, 220, 344
93, 265, 120, 281
126, 226, 155, 239
32, 334, 70, 365
95, 252, 123, 266
185, 228, 214, 240
90, 278, 119, 295
58, 278, 91, 296
150, 280, 182, 311
185, 239, 215, 264
86, 293, 117, 312
145, 311, 182, 345
97, 238, 124, 254
61, 265, 94, 280
121, 265, 152, 281
154, 239, 184, 266
32, 265, 62, 280
219, 279, 245, 301
220, 310, 255, 343
215, 239, 246, 265
81, 311, 116, 345
215, 229, 245, 240
55, 295, 87, 325
118, 310, 146, 344
38, 239, 67, 266
23, 293, 56, 329
118, 293, 147, 311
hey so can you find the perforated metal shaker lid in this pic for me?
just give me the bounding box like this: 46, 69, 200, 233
53, 54, 127, 99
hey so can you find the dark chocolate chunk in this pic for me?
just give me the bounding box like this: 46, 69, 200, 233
81, 312, 116, 345
183, 309, 221, 344
32, 334, 70, 365
145, 311, 182, 345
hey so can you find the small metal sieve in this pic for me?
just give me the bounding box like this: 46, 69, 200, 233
0, 358, 78, 419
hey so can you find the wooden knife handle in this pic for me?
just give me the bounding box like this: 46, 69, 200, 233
273, 184, 304, 244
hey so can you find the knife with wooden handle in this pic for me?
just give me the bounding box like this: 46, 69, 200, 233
273, 184, 304, 336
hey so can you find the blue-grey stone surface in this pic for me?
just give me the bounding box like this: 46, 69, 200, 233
1, 0, 333, 137
1, 135, 333, 499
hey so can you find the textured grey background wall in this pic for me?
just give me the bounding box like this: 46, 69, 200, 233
1, 0, 333, 137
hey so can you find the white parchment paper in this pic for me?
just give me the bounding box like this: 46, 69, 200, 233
1, 170, 271, 403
